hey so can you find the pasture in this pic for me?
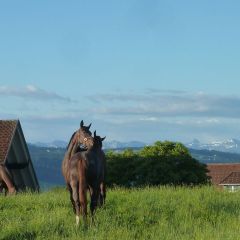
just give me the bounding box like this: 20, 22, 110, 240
0, 186, 240, 240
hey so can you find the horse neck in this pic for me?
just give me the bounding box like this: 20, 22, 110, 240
66, 137, 79, 159
87, 144, 102, 154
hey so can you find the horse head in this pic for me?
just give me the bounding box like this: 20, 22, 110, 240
93, 130, 106, 148
75, 121, 93, 149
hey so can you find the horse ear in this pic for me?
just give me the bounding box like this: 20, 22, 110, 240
80, 120, 84, 128
87, 123, 92, 130
101, 136, 106, 141
94, 130, 96, 137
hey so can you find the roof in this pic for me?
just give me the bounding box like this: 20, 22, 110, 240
0, 119, 39, 191
0, 120, 18, 164
207, 163, 240, 186
219, 172, 240, 185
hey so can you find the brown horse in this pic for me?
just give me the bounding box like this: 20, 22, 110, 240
68, 131, 106, 225
0, 164, 16, 195
62, 120, 92, 184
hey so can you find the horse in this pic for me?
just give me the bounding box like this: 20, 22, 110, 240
68, 131, 106, 226
62, 120, 92, 185
94, 134, 106, 206
0, 164, 16, 196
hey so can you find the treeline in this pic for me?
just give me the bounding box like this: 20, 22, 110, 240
106, 141, 209, 187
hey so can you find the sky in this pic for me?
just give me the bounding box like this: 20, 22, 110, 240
1, 0, 240, 144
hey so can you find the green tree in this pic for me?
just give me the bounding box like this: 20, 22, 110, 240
106, 141, 209, 187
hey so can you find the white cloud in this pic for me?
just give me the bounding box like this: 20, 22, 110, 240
26, 85, 37, 92
0, 85, 72, 102
87, 91, 240, 119
2, 88, 240, 143
139, 117, 159, 122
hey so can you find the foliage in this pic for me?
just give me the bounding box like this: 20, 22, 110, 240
1, 187, 240, 240
106, 141, 209, 187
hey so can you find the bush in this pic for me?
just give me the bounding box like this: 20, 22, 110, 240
106, 141, 209, 187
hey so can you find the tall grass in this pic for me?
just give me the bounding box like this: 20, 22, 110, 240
0, 186, 240, 240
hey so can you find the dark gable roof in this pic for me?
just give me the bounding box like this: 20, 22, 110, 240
0, 120, 18, 164
220, 172, 240, 185
207, 163, 240, 186
0, 119, 39, 191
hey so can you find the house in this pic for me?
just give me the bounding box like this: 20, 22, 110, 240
0, 120, 39, 192
219, 172, 240, 192
207, 163, 240, 192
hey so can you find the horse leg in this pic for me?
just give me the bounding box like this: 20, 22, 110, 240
70, 181, 80, 225
0, 183, 4, 194
99, 182, 106, 206
90, 186, 100, 223
102, 183, 106, 205
79, 184, 87, 227
67, 184, 76, 214
78, 160, 88, 227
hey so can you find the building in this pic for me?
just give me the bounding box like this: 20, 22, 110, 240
207, 163, 240, 192
219, 172, 240, 192
0, 120, 39, 192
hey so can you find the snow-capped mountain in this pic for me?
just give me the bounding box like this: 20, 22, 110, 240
186, 138, 240, 154
102, 141, 146, 149
32, 140, 68, 148
31, 140, 146, 149
31, 138, 240, 153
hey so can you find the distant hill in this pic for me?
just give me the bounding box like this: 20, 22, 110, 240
31, 140, 68, 148
28, 145, 66, 188
31, 138, 240, 154
189, 148, 240, 163
31, 140, 146, 149
102, 140, 146, 149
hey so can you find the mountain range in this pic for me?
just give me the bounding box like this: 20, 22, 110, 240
32, 138, 240, 154
186, 138, 240, 154
31, 140, 146, 150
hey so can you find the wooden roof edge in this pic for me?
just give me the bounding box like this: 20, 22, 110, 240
3, 119, 19, 164
16, 121, 40, 190
19, 121, 40, 191
207, 163, 240, 166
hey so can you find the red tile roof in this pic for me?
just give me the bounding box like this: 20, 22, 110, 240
0, 120, 18, 164
207, 163, 240, 186
219, 172, 240, 185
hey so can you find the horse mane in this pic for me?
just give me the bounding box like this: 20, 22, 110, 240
67, 131, 77, 150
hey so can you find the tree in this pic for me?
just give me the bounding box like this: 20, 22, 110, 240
106, 141, 209, 187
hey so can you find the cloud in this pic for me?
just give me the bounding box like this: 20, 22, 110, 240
145, 88, 187, 95
0, 85, 72, 102
87, 92, 240, 119
3, 88, 240, 143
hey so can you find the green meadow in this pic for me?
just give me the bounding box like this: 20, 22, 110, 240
0, 186, 240, 240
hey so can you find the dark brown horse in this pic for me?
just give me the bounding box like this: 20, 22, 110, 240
95, 134, 106, 206
68, 131, 106, 225
0, 164, 16, 195
62, 120, 92, 184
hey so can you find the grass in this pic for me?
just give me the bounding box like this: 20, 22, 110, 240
0, 186, 240, 240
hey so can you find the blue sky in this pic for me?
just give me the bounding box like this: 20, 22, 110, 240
1, 1, 240, 144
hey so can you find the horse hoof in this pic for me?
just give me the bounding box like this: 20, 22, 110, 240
76, 216, 80, 226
